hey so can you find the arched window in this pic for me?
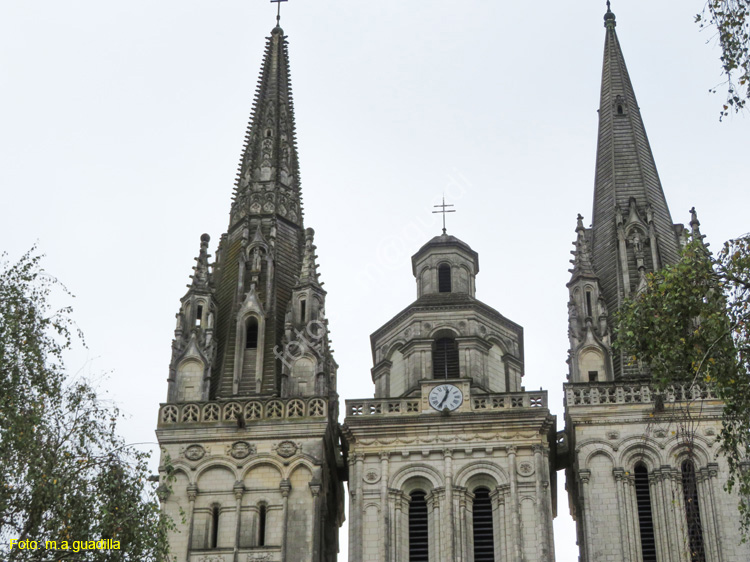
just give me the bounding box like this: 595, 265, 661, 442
195, 304, 203, 327
246, 318, 258, 349
300, 298, 307, 322
473, 487, 495, 561
681, 460, 706, 562
433, 337, 459, 379
634, 464, 656, 562
409, 491, 429, 562
438, 264, 452, 293
210, 505, 220, 549
257, 503, 267, 547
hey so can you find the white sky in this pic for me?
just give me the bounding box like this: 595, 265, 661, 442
1, 1, 748, 560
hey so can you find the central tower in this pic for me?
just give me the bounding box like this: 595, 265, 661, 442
343, 232, 557, 562
156, 23, 345, 562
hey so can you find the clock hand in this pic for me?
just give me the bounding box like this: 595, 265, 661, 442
438, 388, 450, 408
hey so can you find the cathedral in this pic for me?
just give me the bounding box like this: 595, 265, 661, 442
155, 5, 750, 562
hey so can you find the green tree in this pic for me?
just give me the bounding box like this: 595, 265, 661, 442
696, 1, 750, 118
616, 234, 750, 534
0, 250, 175, 561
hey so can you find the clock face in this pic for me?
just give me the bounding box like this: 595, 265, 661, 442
428, 384, 463, 412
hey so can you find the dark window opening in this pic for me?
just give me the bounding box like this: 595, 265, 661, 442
432, 338, 459, 379
409, 491, 429, 562
438, 264, 452, 293
473, 487, 495, 561
681, 461, 706, 562
195, 305, 203, 327
585, 291, 593, 317
246, 318, 258, 349
588, 371, 599, 382
210, 506, 220, 549
617, 104, 624, 114
300, 299, 307, 322
265, 129, 272, 138
634, 464, 657, 562
258, 504, 267, 547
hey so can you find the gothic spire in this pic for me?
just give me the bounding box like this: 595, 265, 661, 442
231, 25, 302, 227
189, 233, 212, 291
590, 6, 682, 315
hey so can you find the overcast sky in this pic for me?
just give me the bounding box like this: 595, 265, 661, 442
2, 1, 748, 559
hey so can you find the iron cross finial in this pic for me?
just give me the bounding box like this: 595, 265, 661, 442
432, 196, 456, 235
271, 0, 288, 25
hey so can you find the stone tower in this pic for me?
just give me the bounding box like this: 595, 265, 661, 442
343, 233, 557, 561
156, 24, 345, 562
563, 6, 750, 562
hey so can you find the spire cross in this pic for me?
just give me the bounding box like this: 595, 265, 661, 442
270, 0, 288, 25
432, 196, 456, 235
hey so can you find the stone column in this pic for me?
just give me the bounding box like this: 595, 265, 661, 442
613, 468, 632, 562
533, 445, 550, 561
392, 490, 405, 562
232, 481, 244, 562
185, 483, 198, 561
280, 478, 291, 561
309, 481, 322, 562
380, 452, 390, 561
354, 453, 365, 562
705, 463, 725, 562
508, 446, 522, 562
578, 469, 593, 562
443, 449, 455, 561
457, 487, 470, 562
348, 454, 357, 562
491, 486, 508, 562
625, 472, 641, 561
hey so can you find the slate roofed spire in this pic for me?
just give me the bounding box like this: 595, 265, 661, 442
230, 25, 302, 228
590, 4, 682, 316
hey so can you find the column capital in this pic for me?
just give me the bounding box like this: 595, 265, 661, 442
532, 444, 545, 455
233, 480, 245, 500
379, 451, 390, 461
578, 469, 591, 484
506, 445, 517, 456
187, 483, 198, 501
280, 478, 292, 497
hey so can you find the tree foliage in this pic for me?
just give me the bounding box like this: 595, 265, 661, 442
696, 1, 750, 118
616, 235, 750, 535
0, 250, 175, 561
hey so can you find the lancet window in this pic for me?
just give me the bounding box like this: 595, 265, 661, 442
433, 337, 459, 379
408, 490, 429, 562
438, 264, 452, 293
634, 464, 656, 562
472, 487, 495, 561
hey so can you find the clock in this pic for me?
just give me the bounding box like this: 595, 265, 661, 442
428, 384, 463, 412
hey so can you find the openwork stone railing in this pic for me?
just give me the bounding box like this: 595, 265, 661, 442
346, 391, 546, 417
158, 397, 327, 426
565, 382, 717, 407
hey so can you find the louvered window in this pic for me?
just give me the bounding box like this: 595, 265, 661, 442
258, 504, 267, 546
210, 505, 220, 549
634, 464, 656, 562
246, 318, 258, 349
409, 491, 429, 562
473, 487, 495, 561
433, 338, 459, 379
681, 461, 706, 562
438, 264, 452, 292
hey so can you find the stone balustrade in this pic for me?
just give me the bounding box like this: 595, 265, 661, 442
158, 397, 327, 426
565, 381, 717, 407
345, 391, 546, 417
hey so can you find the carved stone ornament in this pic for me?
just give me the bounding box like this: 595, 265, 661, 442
228, 441, 256, 460
704, 427, 716, 436
518, 462, 535, 476
198, 555, 227, 562
653, 429, 667, 439
184, 444, 206, 461
363, 469, 380, 484
246, 554, 273, 561
606, 430, 620, 440
275, 440, 299, 459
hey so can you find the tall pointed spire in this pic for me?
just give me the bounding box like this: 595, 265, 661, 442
590, 4, 682, 319
231, 25, 302, 228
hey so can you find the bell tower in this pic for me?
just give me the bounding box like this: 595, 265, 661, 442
344, 231, 557, 562
156, 22, 345, 562
563, 6, 750, 562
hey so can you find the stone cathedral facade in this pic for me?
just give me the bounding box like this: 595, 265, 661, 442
155, 7, 750, 562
